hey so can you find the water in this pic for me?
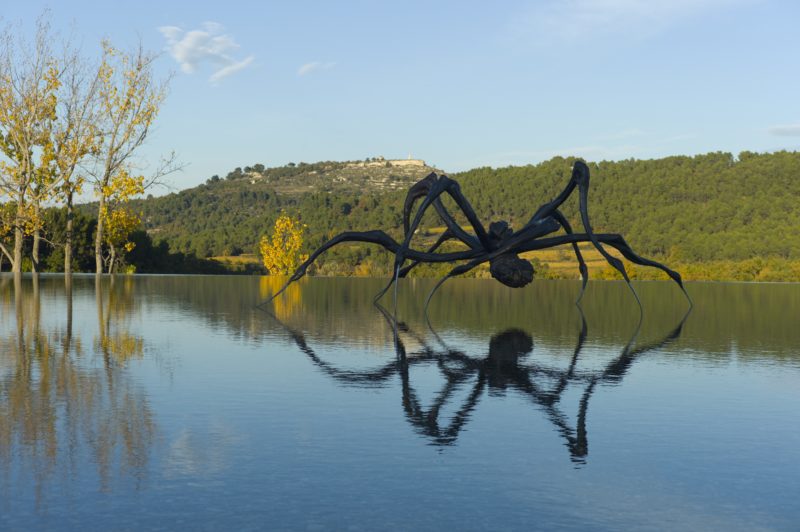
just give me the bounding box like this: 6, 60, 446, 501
1, 274, 798, 531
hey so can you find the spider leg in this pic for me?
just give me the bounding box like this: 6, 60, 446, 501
525, 162, 640, 306
391, 176, 494, 311
401, 176, 492, 268
599, 234, 692, 307
402, 180, 486, 279
404, 174, 481, 249
432, 199, 481, 248
258, 229, 481, 306
402, 173, 438, 236
526, 166, 580, 223
550, 210, 589, 302
526, 162, 623, 274
399, 229, 457, 278
570, 162, 634, 286
515, 232, 691, 306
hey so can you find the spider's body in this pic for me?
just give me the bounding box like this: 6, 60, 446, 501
266, 161, 691, 309
484, 221, 532, 287
490, 251, 534, 288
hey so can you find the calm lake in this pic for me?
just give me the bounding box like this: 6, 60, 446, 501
1, 274, 798, 531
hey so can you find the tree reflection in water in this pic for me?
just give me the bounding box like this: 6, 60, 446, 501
260, 275, 304, 321
274, 303, 688, 464
0, 274, 156, 503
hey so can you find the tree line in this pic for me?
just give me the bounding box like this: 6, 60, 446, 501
117, 150, 800, 281
7, 149, 800, 280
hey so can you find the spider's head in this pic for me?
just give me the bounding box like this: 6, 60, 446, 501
489, 220, 513, 244
489, 253, 534, 288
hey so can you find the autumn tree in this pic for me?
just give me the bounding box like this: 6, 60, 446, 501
0, 15, 105, 275
99, 168, 144, 273
51, 51, 101, 275
0, 17, 61, 273
89, 41, 174, 274
260, 213, 308, 275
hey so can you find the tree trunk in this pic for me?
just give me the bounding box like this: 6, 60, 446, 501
31, 202, 41, 273
32, 230, 40, 273
13, 225, 23, 273
65, 191, 74, 275
12, 189, 25, 273
109, 245, 116, 275
95, 195, 106, 274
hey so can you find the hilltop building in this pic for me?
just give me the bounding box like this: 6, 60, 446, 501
354, 155, 426, 168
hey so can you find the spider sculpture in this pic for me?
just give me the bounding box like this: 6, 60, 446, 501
266, 161, 690, 309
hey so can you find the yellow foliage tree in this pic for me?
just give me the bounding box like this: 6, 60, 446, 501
91, 41, 170, 274
100, 168, 144, 273
52, 53, 102, 275
260, 214, 308, 275
0, 16, 62, 273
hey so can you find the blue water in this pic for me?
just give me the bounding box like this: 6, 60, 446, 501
1, 274, 798, 530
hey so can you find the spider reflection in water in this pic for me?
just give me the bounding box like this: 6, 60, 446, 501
275, 307, 689, 464
265, 161, 692, 311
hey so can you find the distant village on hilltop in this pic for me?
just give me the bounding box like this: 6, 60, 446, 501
348, 155, 427, 168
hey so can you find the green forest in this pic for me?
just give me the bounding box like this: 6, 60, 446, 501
4, 150, 800, 281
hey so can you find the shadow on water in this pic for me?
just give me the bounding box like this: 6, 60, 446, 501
0, 274, 156, 509
265, 300, 689, 464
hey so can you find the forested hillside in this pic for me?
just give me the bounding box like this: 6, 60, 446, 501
130, 158, 437, 259
455, 151, 800, 262
124, 151, 800, 280
13, 150, 798, 280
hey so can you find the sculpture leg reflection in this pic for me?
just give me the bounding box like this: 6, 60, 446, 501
263, 302, 690, 463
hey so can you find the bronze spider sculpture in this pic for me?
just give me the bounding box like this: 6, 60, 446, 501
266, 161, 691, 310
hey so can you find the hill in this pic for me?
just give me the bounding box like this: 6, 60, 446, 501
208, 158, 437, 194
125, 150, 800, 281
132, 158, 438, 258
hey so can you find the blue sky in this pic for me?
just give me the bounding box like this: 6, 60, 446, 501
3, 0, 799, 190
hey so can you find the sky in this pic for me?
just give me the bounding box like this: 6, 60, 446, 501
2, 0, 799, 192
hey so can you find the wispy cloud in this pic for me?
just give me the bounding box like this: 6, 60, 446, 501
768, 124, 800, 137
209, 57, 254, 83
297, 61, 337, 77
159, 22, 254, 84
514, 0, 753, 44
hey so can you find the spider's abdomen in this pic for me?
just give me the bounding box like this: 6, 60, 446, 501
489, 253, 534, 288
